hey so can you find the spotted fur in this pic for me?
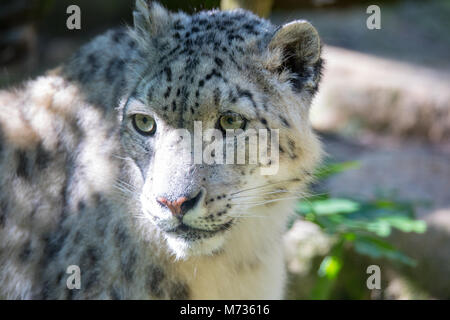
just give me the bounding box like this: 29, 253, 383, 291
0, 1, 322, 299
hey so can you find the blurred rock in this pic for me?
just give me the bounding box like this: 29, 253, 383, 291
283, 220, 335, 299
284, 220, 335, 275
311, 46, 450, 144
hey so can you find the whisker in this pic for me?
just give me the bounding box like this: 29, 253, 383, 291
230, 189, 297, 199
112, 154, 130, 161
228, 213, 266, 218
113, 185, 134, 196
231, 196, 305, 206
230, 179, 300, 196
115, 179, 137, 192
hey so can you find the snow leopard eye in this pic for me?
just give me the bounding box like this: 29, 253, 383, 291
132, 114, 156, 135
219, 113, 246, 131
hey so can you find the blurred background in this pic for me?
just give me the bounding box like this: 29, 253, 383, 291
1, 0, 449, 299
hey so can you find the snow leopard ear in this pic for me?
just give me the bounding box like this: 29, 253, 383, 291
267, 20, 322, 93
133, 0, 171, 37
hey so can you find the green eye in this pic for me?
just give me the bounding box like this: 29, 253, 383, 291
132, 114, 156, 135
219, 113, 246, 131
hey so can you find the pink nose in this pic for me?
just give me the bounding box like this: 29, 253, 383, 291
156, 190, 204, 217
156, 197, 188, 216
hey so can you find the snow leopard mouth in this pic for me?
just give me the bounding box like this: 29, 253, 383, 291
164, 220, 234, 240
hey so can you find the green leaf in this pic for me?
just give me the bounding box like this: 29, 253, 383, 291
297, 198, 360, 215
366, 220, 393, 237
353, 236, 416, 267
378, 216, 427, 233
318, 255, 342, 279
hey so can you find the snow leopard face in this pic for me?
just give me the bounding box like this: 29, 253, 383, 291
117, 1, 323, 258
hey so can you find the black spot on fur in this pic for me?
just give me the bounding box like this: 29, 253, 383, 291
243, 23, 258, 35
77, 70, 88, 82
93, 193, 102, 206
77, 200, 86, 212
170, 282, 190, 300
164, 86, 171, 99
114, 224, 129, 246
87, 53, 100, 74
105, 59, 125, 84
66, 288, 75, 300
42, 229, 69, 264
228, 34, 244, 42
288, 139, 297, 159
147, 85, 154, 102
95, 208, 109, 237
128, 40, 136, 48
147, 264, 165, 298
84, 270, 100, 291
228, 90, 237, 104
0, 124, 4, 157
235, 46, 245, 54
236, 86, 257, 108
0, 196, 8, 227
81, 246, 101, 290
217, 210, 226, 216
122, 249, 137, 281
35, 143, 51, 170
205, 69, 222, 81
74, 231, 82, 244
166, 44, 181, 58
174, 20, 184, 30
280, 116, 290, 127
56, 271, 64, 284
19, 240, 32, 262
213, 88, 221, 106
288, 139, 296, 149
41, 280, 52, 299
110, 287, 121, 300
112, 29, 126, 43
16, 150, 31, 179
164, 67, 172, 82
214, 57, 223, 68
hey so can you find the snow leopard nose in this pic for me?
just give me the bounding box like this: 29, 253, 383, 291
156, 190, 203, 217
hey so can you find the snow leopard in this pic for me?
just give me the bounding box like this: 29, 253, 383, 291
0, 0, 323, 299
